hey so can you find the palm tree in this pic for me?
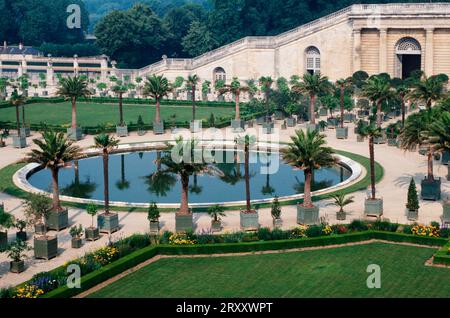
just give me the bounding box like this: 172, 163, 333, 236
361, 74, 394, 128
116, 155, 130, 190
358, 124, 382, 199
56, 76, 91, 130
292, 73, 333, 125
112, 80, 128, 127
93, 134, 119, 215
428, 110, 450, 157
24, 130, 83, 211
220, 77, 250, 121
336, 77, 354, 128
281, 129, 336, 208
329, 193, 354, 220
391, 78, 411, 126
186, 74, 200, 121
143, 75, 171, 125
408, 74, 448, 110
259, 76, 273, 119
10, 89, 26, 137
155, 137, 222, 215
236, 134, 257, 212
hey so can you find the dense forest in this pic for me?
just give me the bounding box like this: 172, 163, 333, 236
1, 0, 448, 68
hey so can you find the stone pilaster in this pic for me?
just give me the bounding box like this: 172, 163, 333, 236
46, 58, 54, 87
378, 28, 388, 73
425, 27, 434, 76
353, 28, 362, 73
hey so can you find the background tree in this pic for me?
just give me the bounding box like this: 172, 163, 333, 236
408, 74, 448, 110
219, 77, 249, 121
182, 20, 218, 57
112, 80, 128, 126
186, 74, 200, 121
336, 77, 354, 128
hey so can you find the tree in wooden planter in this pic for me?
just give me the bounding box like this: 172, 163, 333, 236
57, 75, 92, 141
0, 128, 9, 147
147, 202, 160, 234
0, 206, 14, 251
10, 89, 27, 148
85, 204, 100, 241
281, 129, 337, 225
220, 78, 249, 131
207, 205, 226, 232
14, 219, 28, 242
361, 74, 395, 128
93, 134, 120, 234
258, 76, 274, 122
143, 75, 171, 135
329, 193, 355, 221
186, 74, 202, 132
335, 77, 354, 139
399, 110, 441, 201
271, 196, 282, 228
6, 239, 31, 273
428, 111, 450, 183
359, 124, 384, 216
112, 80, 129, 137
406, 178, 420, 221
24, 130, 83, 231
70, 225, 83, 249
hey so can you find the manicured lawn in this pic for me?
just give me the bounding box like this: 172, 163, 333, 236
0, 102, 233, 126
88, 243, 450, 298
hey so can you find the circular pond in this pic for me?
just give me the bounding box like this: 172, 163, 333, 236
26, 149, 354, 206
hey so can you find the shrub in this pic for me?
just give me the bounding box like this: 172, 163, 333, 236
348, 220, 368, 232
223, 232, 245, 243
159, 231, 173, 244
306, 225, 323, 238
257, 227, 272, 241
439, 228, 450, 238
372, 220, 398, 232
271, 228, 290, 240
271, 196, 282, 219
147, 202, 160, 222
406, 178, 419, 211
69, 225, 83, 239
289, 226, 307, 239
0, 287, 14, 298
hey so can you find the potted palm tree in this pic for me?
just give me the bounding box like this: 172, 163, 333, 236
0, 206, 13, 250
23, 193, 58, 260
259, 76, 273, 123
329, 194, 354, 221
355, 119, 367, 142
93, 134, 120, 234
148, 202, 160, 234
143, 75, 171, 135
10, 89, 27, 148
85, 203, 100, 241
335, 77, 353, 139
208, 205, 226, 232
361, 74, 394, 128
0, 128, 9, 147
70, 224, 83, 248
15, 219, 28, 242
186, 74, 202, 132
7, 240, 30, 273
24, 130, 82, 230
282, 129, 337, 225
57, 76, 91, 141
285, 103, 297, 127
406, 178, 420, 221
359, 124, 384, 216
112, 80, 129, 137
428, 110, 450, 182
399, 111, 441, 201
292, 73, 333, 132
154, 137, 223, 232
271, 196, 282, 228
219, 77, 249, 131
237, 134, 259, 230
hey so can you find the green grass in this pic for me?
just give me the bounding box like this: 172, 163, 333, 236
88, 242, 450, 298
0, 102, 233, 126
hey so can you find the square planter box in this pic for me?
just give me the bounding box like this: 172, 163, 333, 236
407, 209, 419, 221
98, 213, 119, 234
319, 108, 328, 116
343, 113, 355, 123
305, 123, 319, 133
240, 210, 259, 231
297, 204, 320, 225
16, 231, 27, 242
357, 135, 365, 142
0, 231, 7, 250
273, 218, 283, 229
262, 122, 273, 134
274, 110, 285, 120
327, 117, 339, 127
443, 201, 450, 223
387, 138, 398, 147
34, 223, 46, 235
256, 117, 265, 125
211, 220, 222, 232
85, 227, 100, 241
12, 135, 27, 148
336, 211, 346, 221
67, 127, 83, 141
364, 198, 383, 217
190, 120, 202, 133
116, 125, 128, 137
286, 117, 296, 127
175, 213, 193, 233
421, 178, 441, 201
10, 260, 25, 274
336, 127, 348, 139
20, 127, 30, 137
231, 119, 245, 131
153, 121, 165, 135
45, 209, 68, 231
71, 238, 83, 249
149, 221, 160, 234
442, 150, 450, 165
34, 236, 58, 260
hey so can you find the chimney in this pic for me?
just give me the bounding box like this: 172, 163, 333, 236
19, 42, 23, 50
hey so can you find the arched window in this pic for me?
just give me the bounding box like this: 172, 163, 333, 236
213, 67, 226, 83
396, 37, 421, 55
305, 46, 320, 75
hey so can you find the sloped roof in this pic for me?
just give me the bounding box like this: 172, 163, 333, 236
0, 46, 42, 56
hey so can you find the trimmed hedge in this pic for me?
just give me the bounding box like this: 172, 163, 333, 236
433, 242, 450, 266
41, 231, 448, 298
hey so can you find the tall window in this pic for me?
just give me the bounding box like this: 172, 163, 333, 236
305, 46, 320, 75
213, 67, 226, 83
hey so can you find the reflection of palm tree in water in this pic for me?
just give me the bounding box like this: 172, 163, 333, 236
61, 160, 97, 198
293, 173, 333, 194
261, 152, 275, 196
145, 151, 176, 197
116, 154, 130, 190
189, 174, 202, 195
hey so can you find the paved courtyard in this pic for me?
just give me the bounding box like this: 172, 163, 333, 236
0, 118, 449, 288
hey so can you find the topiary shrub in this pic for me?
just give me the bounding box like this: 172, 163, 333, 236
348, 220, 368, 232
406, 178, 420, 211
305, 225, 323, 237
